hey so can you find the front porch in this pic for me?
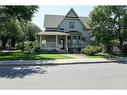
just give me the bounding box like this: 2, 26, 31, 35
36, 32, 69, 53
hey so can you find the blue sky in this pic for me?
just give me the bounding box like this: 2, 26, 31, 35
32, 6, 94, 30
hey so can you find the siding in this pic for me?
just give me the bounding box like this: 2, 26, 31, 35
58, 18, 91, 44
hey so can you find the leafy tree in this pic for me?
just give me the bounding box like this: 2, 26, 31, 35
0, 5, 38, 49
23, 23, 42, 41
4, 6, 38, 23
89, 6, 127, 53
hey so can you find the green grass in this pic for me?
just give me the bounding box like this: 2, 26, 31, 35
0, 52, 72, 60
79, 53, 115, 58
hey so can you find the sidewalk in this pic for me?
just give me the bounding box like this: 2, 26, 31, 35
0, 54, 126, 66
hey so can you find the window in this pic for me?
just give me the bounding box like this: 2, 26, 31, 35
72, 36, 77, 39
78, 36, 80, 40
69, 22, 74, 28
59, 28, 64, 32
67, 36, 71, 39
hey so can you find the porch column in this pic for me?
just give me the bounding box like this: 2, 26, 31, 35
56, 35, 58, 50
65, 35, 68, 53
40, 35, 41, 48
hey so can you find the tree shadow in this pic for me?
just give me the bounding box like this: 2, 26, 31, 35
104, 57, 127, 64
117, 61, 127, 64
0, 66, 48, 79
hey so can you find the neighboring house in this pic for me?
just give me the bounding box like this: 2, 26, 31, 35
36, 8, 91, 53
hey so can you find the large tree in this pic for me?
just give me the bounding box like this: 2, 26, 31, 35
0, 5, 38, 49
23, 23, 42, 41
89, 6, 127, 53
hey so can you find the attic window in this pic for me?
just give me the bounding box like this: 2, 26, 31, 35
69, 22, 74, 28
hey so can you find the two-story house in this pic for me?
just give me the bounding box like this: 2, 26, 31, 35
36, 8, 91, 53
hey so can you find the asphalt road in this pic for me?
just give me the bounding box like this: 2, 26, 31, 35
0, 62, 127, 89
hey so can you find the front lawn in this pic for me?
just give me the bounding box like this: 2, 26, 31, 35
79, 53, 115, 58
0, 52, 72, 60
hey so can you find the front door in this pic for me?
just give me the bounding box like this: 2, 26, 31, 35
59, 39, 64, 49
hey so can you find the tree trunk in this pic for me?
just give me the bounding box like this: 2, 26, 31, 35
117, 13, 124, 54
119, 39, 124, 54
11, 37, 16, 48
1, 37, 7, 49
105, 43, 112, 54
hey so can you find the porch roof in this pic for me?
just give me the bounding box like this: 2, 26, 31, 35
36, 31, 70, 36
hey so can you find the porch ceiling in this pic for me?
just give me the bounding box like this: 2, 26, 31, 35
36, 31, 69, 36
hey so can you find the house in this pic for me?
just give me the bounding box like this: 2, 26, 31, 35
36, 8, 91, 53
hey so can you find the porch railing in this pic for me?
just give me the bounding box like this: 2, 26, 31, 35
68, 40, 84, 48
40, 41, 58, 49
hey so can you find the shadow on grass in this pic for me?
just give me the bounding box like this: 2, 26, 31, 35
80, 53, 127, 64
0, 66, 48, 79
102, 54, 127, 64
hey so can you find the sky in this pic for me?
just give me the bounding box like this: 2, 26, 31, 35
32, 6, 94, 30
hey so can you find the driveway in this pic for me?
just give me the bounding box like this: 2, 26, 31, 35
63, 54, 85, 59
0, 62, 127, 89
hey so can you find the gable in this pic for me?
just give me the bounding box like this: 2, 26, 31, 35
58, 18, 85, 32
44, 9, 91, 29
58, 8, 86, 29
66, 9, 78, 18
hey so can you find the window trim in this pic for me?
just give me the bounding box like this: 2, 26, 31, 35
69, 22, 75, 28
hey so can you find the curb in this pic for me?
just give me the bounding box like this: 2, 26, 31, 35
0, 60, 126, 66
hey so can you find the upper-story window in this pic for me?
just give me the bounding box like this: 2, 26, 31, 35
59, 28, 64, 32
69, 22, 74, 28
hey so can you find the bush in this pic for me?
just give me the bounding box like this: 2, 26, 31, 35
33, 47, 41, 52
18, 41, 36, 52
112, 47, 121, 55
82, 45, 102, 55
0, 51, 14, 56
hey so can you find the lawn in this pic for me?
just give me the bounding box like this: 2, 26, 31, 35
79, 53, 115, 58
0, 52, 72, 60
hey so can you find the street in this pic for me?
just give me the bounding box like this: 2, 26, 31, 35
0, 62, 127, 89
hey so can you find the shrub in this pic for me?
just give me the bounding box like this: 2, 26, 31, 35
33, 47, 41, 52
112, 47, 121, 55
18, 41, 36, 52
17, 42, 24, 51
82, 45, 102, 55
0, 51, 13, 56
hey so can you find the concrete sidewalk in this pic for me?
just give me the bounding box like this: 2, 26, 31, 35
0, 54, 127, 66
0, 58, 123, 66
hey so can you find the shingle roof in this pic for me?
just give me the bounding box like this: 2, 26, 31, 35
44, 14, 64, 28
36, 31, 70, 36
79, 17, 90, 29
44, 14, 90, 29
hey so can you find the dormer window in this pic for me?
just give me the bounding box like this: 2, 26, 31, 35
69, 22, 74, 28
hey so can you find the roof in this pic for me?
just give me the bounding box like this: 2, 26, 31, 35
44, 14, 90, 29
36, 31, 70, 36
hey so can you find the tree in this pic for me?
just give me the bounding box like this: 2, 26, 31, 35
0, 5, 38, 49
4, 6, 38, 23
23, 23, 42, 41
89, 6, 127, 53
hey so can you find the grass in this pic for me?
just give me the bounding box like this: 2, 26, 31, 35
0, 52, 72, 60
79, 53, 115, 58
